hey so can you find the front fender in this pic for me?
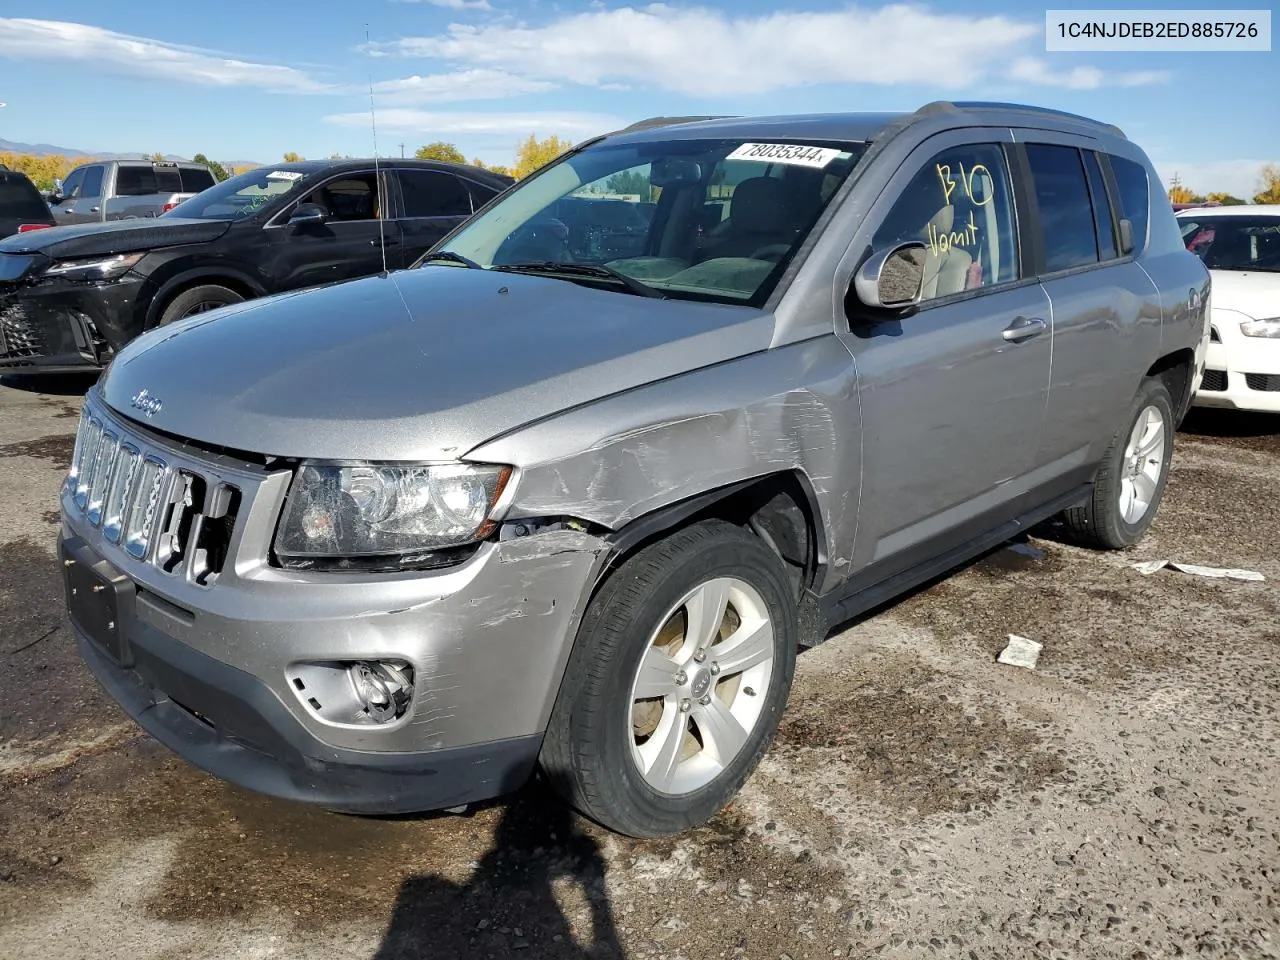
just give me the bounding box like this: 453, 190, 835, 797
466, 335, 862, 593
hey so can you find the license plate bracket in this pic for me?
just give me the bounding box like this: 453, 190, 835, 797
60, 536, 136, 666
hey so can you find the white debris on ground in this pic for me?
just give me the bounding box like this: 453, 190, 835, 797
996, 634, 1042, 670
1131, 559, 1266, 582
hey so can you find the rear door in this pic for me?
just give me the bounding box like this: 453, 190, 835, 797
393, 168, 477, 267
835, 130, 1053, 579
1014, 135, 1162, 498
263, 169, 401, 291
107, 164, 159, 219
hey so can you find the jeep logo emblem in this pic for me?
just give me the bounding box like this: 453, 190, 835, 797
130, 389, 163, 418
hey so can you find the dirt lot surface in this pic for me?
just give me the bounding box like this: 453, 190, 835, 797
1, 380, 1278, 960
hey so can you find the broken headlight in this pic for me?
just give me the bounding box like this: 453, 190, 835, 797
275, 462, 512, 560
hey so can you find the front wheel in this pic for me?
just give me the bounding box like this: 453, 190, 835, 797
540, 520, 797, 838
158, 284, 245, 325
1062, 376, 1175, 549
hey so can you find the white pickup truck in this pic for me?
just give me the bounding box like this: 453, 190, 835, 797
49, 159, 217, 224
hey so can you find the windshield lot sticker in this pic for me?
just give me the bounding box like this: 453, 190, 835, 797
266, 170, 304, 181
726, 143, 843, 169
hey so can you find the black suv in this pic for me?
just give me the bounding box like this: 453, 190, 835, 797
0, 158, 512, 374
0, 164, 56, 240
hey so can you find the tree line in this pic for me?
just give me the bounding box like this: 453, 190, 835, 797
1168, 163, 1280, 205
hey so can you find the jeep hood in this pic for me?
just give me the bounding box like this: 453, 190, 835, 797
102, 266, 774, 461
0, 216, 231, 258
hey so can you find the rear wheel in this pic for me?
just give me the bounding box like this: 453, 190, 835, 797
158, 284, 244, 325
1063, 376, 1175, 549
541, 520, 797, 838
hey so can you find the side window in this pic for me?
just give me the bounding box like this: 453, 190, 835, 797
463, 179, 499, 211
60, 168, 85, 199
79, 165, 105, 198
302, 174, 382, 222
1109, 155, 1150, 255
1025, 144, 1097, 272
399, 170, 472, 218
115, 166, 157, 197
1083, 151, 1118, 260
872, 143, 1019, 301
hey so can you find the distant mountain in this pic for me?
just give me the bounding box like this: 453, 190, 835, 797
0, 138, 260, 169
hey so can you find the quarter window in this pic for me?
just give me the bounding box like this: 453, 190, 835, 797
873, 143, 1019, 301
1083, 151, 1118, 260
1109, 155, 1151, 255
399, 170, 472, 218
1026, 144, 1098, 272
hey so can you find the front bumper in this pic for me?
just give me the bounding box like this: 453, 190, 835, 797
62, 397, 610, 812
0, 275, 145, 373
1193, 315, 1280, 413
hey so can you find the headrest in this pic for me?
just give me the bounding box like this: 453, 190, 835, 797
730, 177, 794, 234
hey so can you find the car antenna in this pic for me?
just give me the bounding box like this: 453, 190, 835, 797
366, 24, 389, 277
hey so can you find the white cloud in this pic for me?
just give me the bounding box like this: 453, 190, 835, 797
1009, 57, 1169, 90
362, 3, 1038, 96
392, 0, 493, 9
372, 68, 555, 103
1151, 159, 1277, 201
0, 18, 330, 93
324, 108, 623, 139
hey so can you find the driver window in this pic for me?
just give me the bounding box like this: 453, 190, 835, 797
872, 143, 1018, 301
60, 168, 85, 200
301, 174, 384, 222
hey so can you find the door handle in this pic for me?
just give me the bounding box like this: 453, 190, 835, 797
1002, 316, 1046, 343
371, 236, 401, 246
90, 206, 100, 213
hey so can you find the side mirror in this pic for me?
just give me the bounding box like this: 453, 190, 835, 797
854, 241, 927, 309
48, 180, 64, 203
288, 203, 327, 228
1118, 217, 1135, 256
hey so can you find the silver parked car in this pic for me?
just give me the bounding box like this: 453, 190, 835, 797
48, 159, 217, 223
60, 102, 1209, 837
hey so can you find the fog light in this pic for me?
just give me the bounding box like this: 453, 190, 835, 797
350, 661, 414, 723
286, 659, 415, 726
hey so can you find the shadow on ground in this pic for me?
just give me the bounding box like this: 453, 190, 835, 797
1179, 407, 1280, 439
373, 774, 624, 959
0, 373, 100, 397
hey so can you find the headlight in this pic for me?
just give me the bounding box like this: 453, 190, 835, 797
1240, 317, 1280, 338
43, 252, 145, 282
275, 462, 512, 560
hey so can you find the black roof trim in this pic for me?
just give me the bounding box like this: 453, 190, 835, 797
618, 115, 739, 133
914, 100, 1126, 138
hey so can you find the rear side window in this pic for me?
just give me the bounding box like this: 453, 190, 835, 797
115, 166, 158, 197
0, 174, 53, 221
873, 142, 1019, 301
399, 170, 472, 218
1083, 151, 1118, 260
80, 165, 105, 198
1109, 155, 1150, 254
463, 179, 500, 210
180, 167, 216, 193
1025, 144, 1097, 272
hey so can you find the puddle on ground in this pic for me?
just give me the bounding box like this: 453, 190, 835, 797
0, 435, 76, 466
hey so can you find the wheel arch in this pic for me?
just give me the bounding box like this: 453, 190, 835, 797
1146, 347, 1196, 424
145, 266, 266, 329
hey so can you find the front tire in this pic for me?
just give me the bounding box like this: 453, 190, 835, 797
158, 284, 244, 325
541, 520, 798, 838
1063, 376, 1175, 549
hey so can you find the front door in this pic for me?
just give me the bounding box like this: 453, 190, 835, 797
836, 135, 1052, 580
265, 170, 402, 292
50, 167, 85, 224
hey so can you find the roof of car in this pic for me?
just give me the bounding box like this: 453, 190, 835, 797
239, 157, 513, 184
1175, 204, 1280, 216
601, 101, 1127, 147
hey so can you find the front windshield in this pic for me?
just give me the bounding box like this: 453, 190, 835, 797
429, 137, 867, 306
1180, 215, 1280, 271
163, 166, 308, 221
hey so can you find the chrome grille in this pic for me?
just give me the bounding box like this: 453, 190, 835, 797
65, 407, 242, 586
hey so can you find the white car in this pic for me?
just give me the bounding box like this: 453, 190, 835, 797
1177, 205, 1280, 413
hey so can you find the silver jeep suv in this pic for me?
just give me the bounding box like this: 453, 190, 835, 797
60, 102, 1209, 838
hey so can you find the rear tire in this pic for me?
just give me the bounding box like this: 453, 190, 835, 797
1063, 376, 1175, 549
540, 520, 797, 838
158, 284, 244, 325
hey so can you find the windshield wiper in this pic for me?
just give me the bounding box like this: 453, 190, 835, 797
421, 250, 484, 270
492, 261, 666, 299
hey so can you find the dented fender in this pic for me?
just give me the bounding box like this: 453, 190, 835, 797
468, 335, 862, 595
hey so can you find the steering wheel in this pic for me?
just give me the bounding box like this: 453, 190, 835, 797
500, 217, 573, 263
749, 243, 792, 262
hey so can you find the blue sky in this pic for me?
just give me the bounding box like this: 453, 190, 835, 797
0, 1, 1276, 196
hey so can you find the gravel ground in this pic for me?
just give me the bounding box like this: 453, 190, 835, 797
1, 379, 1277, 960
